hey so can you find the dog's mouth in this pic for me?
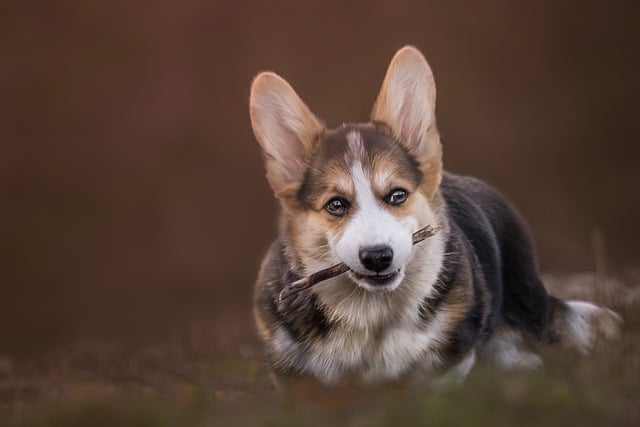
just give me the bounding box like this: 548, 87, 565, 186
350, 269, 402, 289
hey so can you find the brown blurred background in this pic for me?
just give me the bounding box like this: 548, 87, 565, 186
1, 1, 639, 356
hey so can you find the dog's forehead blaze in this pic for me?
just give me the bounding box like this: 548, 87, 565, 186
297, 123, 424, 209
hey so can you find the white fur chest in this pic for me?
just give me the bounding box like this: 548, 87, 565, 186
276, 230, 448, 384
273, 307, 450, 384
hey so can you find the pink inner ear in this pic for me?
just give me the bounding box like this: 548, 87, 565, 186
268, 127, 306, 182
369, 48, 442, 200
260, 104, 316, 190
398, 98, 423, 146
250, 73, 324, 195
372, 51, 437, 161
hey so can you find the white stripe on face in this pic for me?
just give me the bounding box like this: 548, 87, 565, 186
334, 135, 417, 285
346, 129, 366, 162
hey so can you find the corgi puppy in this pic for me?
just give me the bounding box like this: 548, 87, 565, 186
249, 46, 621, 386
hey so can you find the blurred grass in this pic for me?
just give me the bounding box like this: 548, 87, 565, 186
1, 273, 639, 427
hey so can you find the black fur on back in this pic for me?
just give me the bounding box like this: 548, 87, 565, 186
440, 172, 553, 343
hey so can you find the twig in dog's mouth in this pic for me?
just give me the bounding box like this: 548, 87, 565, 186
278, 225, 439, 302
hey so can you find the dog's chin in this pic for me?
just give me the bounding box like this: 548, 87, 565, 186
348, 268, 405, 293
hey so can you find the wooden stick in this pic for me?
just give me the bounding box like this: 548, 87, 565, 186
278, 225, 438, 301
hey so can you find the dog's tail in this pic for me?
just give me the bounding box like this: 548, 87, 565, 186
547, 297, 623, 353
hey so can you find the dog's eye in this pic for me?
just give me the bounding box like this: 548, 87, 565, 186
325, 197, 349, 217
384, 189, 408, 206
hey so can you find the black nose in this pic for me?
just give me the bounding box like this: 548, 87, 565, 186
359, 246, 394, 273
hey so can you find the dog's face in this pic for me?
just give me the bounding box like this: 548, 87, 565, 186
250, 46, 442, 292
292, 124, 435, 292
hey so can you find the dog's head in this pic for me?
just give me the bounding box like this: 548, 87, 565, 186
250, 46, 442, 292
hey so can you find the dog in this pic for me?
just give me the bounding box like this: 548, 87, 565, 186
249, 46, 622, 387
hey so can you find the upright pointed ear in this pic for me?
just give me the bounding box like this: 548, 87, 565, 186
371, 46, 442, 198
250, 72, 324, 199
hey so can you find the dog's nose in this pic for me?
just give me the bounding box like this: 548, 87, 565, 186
359, 246, 394, 273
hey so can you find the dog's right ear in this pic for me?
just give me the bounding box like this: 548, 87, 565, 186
250, 72, 324, 199
372, 46, 442, 199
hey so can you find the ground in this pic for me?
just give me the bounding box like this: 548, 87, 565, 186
1, 273, 639, 426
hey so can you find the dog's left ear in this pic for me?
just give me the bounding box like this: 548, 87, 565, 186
250, 72, 324, 199
372, 46, 442, 198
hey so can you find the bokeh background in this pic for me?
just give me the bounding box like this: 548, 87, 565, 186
1, 0, 639, 367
